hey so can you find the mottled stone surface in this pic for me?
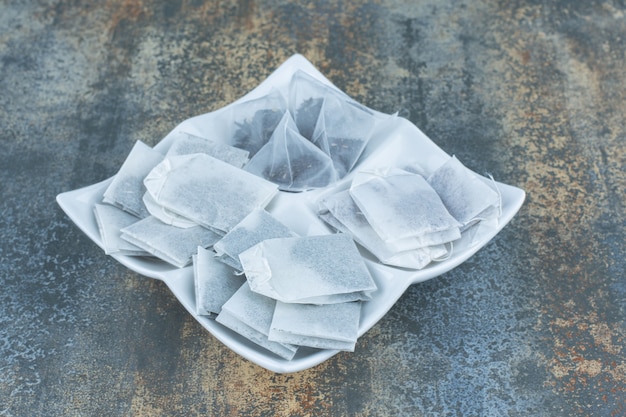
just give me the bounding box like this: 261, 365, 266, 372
1, 0, 625, 416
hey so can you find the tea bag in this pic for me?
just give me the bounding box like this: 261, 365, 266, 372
216, 283, 298, 360
427, 156, 501, 227
349, 168, 462, 243
311, 92, 377, 178
194, 247, 246, 316
289, 70, 377, 178
318, 190, 450, 269
213, 209, 297, 271
225, 89, 287, 158
120, 216, 221, 268
269, 301, 361, 351
243, 112, 337, 191
93, 203, 147, 256
288, 70, 328, 140
239, 234, 377, 304
102, 141, 164, 218
165, 131, 249, 168
143, 153, 279, 234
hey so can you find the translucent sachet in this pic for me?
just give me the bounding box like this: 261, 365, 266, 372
165, 131, 249, 168
288, 70, 377, 179
222, 89, 287, 158
212, 209, 297, 271
120, 216, 221, 268
243, 112, 337, 191
269, 301, 362, 352
102, 141, 164, 218
216, 282, 298, 360
239, 234, 377, 304
194, 247, 246, 316
349, 168, 462, 243
143, 153, 278, 234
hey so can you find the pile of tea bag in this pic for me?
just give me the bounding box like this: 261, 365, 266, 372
94, 133, 281, 268
91, 69, 502, 361
194, 224, 376, 358
318, 157, 501, 270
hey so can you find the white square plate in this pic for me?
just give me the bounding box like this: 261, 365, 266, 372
57, 54, 525, 373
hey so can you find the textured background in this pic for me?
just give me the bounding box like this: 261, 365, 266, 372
1, 0, 625, 416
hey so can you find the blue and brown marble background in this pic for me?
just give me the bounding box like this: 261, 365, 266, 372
1, 1, 625, 415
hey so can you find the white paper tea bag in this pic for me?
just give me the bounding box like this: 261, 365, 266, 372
216, 283, 298, 360
165, 131, 249, 168
213, 209, 297, 271
269, 301, 362, 351
102, 141, 164, 218
318, 191, 449, 269
120, 216, 221, 268
427, 156, 501, 227
243, 112, 337, 191
349, 168, 462, 243
224, 89, 287, 158
239, 234, 377, 304
93, 203, 147, 256
143, 153, 279, 234
194, 247, 246, 316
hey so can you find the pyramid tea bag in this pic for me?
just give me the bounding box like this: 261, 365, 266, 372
288, 70, 378, 179
165, 131, 249, 168
239, 234, 377, 304
120, 216, 221, 268
269, 301, 362, 351
213, 209, 297, 271
288, 70, 330, 140
311, 92, 377, 178
93, 203, 147, 256
223, 89, 287, 158
102, 141, 164, 218
216, 283, 298, 360
427, 156, 501, 227
194, 247, 246, 316
244, 112, 337, 191
318, 190, 450, 269
349, 168, 462, 243
143, 153, 278, 234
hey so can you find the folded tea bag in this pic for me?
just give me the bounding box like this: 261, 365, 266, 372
120, 216, 221, 268
269, 301, 362, 351
349, 168, 462, 243
318, 190, 450, 269
93, 203, 148, 256
165, 131, 249, 168
102, 141, 164, 218
225, 89, 287, 158
244, 112, 337, 191
194, 247, 246, 316
427, 156, 501, 227
239, 234, 377, 304
216, 283, 298, 360
143, 153, 279, 234
142, 192, 198, 229
213, 209, 297, 271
